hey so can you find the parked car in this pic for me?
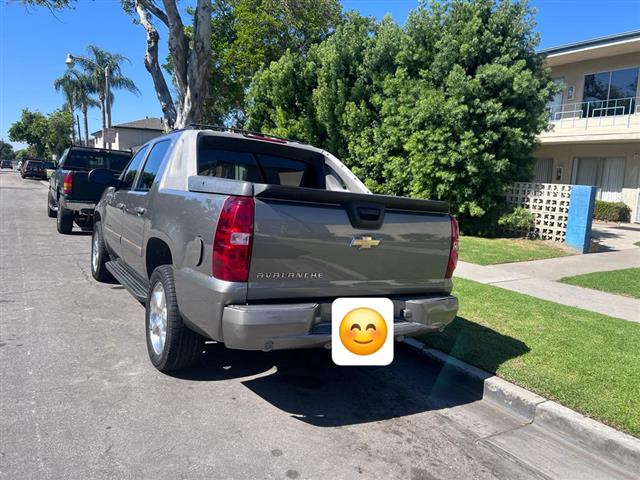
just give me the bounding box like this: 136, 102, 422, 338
48, 146, 132, 233
1, 160, 12, 169
21, 159, 47, 180
89, 127, 459, 372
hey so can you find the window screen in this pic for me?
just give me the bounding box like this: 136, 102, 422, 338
120, 145, 149, 189
137, 140, 171, 191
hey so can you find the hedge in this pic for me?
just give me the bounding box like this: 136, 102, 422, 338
594, 200, 631, 223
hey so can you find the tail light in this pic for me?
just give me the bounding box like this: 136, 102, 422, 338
63, 172, 73, 195
213, 196, 255, 282
445, 215, 459, 279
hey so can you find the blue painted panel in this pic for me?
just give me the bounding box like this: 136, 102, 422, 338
566, 185, 596, 253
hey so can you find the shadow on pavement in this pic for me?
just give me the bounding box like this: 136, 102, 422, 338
170, 320, 529, 427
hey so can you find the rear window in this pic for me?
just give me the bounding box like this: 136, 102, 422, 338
198, 145, 323, 188
63, 149, 132, 172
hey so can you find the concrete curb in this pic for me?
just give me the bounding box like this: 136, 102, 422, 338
403, 337, 640, 471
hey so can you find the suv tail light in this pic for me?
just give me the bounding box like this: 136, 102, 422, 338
213, 196, 255, 282
63, 172, 73, 195
445, 215, 459, 279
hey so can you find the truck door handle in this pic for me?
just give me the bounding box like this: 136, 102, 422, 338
134, 207, 146, 216
116, 203, 125, 210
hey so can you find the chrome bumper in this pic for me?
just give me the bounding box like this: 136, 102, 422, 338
60, 198, 96, 213
221, 295, 458, 351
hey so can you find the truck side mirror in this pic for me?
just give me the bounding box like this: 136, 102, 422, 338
88, 168, 116, 187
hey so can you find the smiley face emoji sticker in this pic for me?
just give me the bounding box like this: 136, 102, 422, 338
332, 298, 394, 366
339, 307, 388, 356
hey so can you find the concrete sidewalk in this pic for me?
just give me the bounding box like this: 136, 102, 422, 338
494, 248, 640, 281
455, 261, 640, 323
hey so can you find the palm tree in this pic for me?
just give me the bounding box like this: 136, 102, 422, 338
53, 74, 80, 143
74, 45, 140, 136
54, 71, 99, 147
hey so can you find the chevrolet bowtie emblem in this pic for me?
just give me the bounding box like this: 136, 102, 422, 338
350, 236, 381, 249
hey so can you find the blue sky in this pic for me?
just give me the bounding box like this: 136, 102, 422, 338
1, 0, 639, 149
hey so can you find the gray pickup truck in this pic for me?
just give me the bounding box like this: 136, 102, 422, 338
89, 127, 459, 372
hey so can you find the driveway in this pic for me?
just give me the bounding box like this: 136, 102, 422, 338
0, 170, 635, 479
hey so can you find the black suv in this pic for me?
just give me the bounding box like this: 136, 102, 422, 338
21, 159, 47, 179
1, 160, 12, 169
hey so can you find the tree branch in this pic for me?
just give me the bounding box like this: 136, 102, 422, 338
134, 0, 176, 128
136, 0, 169, 28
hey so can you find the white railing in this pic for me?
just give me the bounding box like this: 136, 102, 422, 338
548, 96, 639, 129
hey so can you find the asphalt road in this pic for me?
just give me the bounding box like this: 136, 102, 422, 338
0, 170, 632, 479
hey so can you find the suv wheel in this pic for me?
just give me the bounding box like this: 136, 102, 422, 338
47, 192, 57, 218
146, 265, 203, 372
56, 204, 73, 234
91, 222, 114, 282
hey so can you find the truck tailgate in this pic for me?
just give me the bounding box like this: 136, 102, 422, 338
247, 186, 452, 300
65, 171, 100, 201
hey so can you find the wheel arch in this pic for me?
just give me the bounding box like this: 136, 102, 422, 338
145, 236, 173, 279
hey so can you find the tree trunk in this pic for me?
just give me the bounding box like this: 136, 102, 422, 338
82, 103, 90, 147
135, 0, 212, 129
175, 0, 212, 127
135, 1, 177, 128
99, 96, 106, 148
69, 105, 76, 144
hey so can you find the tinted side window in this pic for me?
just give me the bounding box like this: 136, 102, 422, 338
136, 141, 171, 191
198, 148, 263, 182
120, 145, 149, 189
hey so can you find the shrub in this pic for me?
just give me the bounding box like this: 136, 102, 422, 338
594, 201, 631, 223
497, 207, 536, 232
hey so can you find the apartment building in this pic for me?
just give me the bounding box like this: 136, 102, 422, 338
534, 30, 640, 222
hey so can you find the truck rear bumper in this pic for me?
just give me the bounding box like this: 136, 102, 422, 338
221, 295, 458, 351
60, 198, 96, 213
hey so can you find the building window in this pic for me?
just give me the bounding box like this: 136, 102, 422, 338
582, 67, 639, 117
533, 158, 553, 183
572, 157, 626, 203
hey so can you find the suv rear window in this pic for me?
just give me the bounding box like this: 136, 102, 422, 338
198, 139, 324, 189
63, 149, 132, 172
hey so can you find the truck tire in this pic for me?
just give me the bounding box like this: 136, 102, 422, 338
47, 192, 56, 218
56, 204, 74, 234
146, 265, 203, 372
91, 221, 115, 282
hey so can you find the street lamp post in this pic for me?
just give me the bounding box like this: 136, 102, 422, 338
65, 53, 112, 149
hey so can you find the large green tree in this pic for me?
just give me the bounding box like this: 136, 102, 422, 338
0, 140, 15, 160
247, 0, 555, 229
8, 108, 74, 159
202, 0, 343, 124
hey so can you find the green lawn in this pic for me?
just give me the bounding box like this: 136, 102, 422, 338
419, 278, 640, 436
560, 268, 640, 299
459, 235, 574, 265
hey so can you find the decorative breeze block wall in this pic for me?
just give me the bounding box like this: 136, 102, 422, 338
505, 182, 572, 242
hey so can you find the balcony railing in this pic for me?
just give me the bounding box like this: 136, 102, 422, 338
547, 96, 639, 129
